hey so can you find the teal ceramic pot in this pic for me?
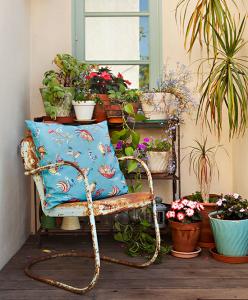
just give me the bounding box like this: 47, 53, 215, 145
209, 211, 248, 257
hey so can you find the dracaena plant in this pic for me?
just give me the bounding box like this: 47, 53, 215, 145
176, 0, 238, 55
184, 138, 225, 203
197, 17, 248, 137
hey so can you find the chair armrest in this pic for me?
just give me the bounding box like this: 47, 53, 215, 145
118, 156, 154, 195
24, 161, 94, 212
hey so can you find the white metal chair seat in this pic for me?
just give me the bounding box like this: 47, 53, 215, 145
20, 135, 161, 295
47, 192, 153, 217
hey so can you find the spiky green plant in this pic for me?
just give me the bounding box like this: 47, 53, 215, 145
197, 16, 248, 137
176, 0, 238, 55
185, 138, 224, 203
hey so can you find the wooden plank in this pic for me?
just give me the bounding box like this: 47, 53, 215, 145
1, 236, 248, 299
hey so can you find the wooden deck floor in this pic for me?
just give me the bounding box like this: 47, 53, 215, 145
0, 235, 248, 300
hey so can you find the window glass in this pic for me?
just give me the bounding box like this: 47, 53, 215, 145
100, 65, 149, 90
85, 0, 148, 12
85, 17, 149, 61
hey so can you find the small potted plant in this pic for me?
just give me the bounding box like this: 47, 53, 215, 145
140, 63, 195, 121
139, 137, 171, 173
209, 194, 248, 260
183, 138, 225, 248
166, 199, 204, 257
86, 67, 132, 122
40, 54, 92, 122
72, 93, 101, 121
107, 86, 141, 124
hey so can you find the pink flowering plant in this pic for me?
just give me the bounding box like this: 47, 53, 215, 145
215, 193, 248, 220
86, 67, 131, 94
166, 199, 204, 223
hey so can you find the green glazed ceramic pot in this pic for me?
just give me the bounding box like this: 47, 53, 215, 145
209, 211, 248, 257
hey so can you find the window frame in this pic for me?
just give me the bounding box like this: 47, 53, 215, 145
72, 0, 163, 89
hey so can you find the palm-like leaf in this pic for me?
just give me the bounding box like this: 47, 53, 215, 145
184, 138, 225, 202
176, 0, 238, 55
197, 16, 248, 138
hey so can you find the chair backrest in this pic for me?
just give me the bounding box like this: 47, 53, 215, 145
21, 136, 48, 213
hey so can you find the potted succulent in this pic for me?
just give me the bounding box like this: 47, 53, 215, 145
85, 67, 132, 122
138, 137, 172, 173
209, 194, 248, 260
184, 138, 225, 248
166, 199, 204, 257
40, 54, 92, 122
140, 63, 195, 122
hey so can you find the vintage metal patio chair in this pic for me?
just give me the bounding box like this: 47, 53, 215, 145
20, 135, 161, 295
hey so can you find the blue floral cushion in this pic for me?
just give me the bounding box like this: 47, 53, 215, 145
25, 120, 128, 209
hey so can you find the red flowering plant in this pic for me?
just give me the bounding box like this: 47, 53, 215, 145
166, 199, 204, 223
86, 67, 131, 94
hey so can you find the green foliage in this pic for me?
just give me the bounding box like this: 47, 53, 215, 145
111, 104, 146, 192
186, 191, 220, 204
176, 0, 238, 55
184, 138, 225, 202
216, 194, 248, 220
114, 217, 171, 262
197, 17, 248, 138
144, 138, 171, 152
41, 53, 93, 119
108, 86, 141, 104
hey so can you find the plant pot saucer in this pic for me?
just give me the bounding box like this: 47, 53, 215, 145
73, 119, 96, 124
209, 248, 248, 264
171, 247, 201, 259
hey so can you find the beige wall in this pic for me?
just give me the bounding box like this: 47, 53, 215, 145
29, 0, 234, 212
0, 0, 31, 269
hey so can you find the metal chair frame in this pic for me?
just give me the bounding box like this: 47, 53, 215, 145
21, 137, 161, 295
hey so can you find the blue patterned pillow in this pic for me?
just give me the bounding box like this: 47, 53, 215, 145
25, 120, 128, 209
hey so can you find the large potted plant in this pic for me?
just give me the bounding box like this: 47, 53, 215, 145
40, 54, 92, 122
209, 194, 248, 259
166, 199, 204, 257
177, 0, 248, 137
86, 67, 132, 122
184, 138, 224, 247
140, 63, 195, 122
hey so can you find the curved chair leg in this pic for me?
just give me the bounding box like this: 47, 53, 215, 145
25, 210, 100, 294
25, 163, 101, 295
99, 195, 161, 268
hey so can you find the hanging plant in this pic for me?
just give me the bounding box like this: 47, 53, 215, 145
176, 0, 238, 55
197, 17, 248, 137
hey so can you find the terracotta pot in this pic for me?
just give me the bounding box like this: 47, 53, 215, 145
107, 117, 123, 124
199, 202, 217, 248
93, 94, 110, 122
182, 194, 219, 248
170, 221, 201, 252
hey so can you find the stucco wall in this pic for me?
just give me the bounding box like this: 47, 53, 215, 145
0, 0, 31, 269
